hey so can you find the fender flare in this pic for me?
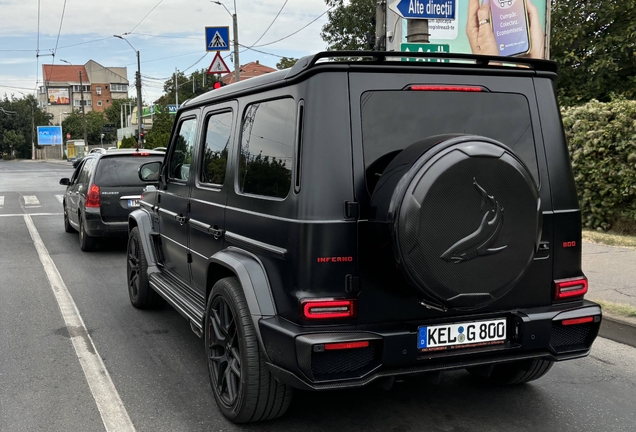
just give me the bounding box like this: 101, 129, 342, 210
128, 209, 159, 273
207, 247, 277, 319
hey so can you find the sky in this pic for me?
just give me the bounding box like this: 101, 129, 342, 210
0, 0, 332, 104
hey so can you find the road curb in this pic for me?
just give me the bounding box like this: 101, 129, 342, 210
599, 312, 636, 348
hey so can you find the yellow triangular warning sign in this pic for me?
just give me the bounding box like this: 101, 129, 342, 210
207, 52, 230, 75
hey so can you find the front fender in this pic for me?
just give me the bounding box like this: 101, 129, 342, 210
128, 208, 159, 273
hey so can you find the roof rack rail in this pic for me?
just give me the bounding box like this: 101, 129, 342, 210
286, 50, 557, 78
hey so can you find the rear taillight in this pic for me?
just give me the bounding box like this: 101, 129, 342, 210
554, 277, 588, 300
301, 299, 356, 320
561, 316, 594, 326
86, 184, 100, 208
409, 85, 484, 92
324, 341, 369, 350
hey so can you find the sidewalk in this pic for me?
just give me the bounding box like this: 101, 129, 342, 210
583, 241, 636, 347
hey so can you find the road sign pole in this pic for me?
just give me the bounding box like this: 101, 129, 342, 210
407, 19, 429, 43
233, 13, 240, 82
375, 0, 386, 51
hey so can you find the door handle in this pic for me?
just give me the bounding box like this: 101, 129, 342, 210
176, 214, 188, 225
209, 225, 224, 240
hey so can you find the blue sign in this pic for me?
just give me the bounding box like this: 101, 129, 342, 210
389, 0, 456, 20
205, 26, 230, 52
37, 126, 63, 145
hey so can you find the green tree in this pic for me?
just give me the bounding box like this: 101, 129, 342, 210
2, 130, 25, 158
61, 110, 106, 145
276, 57, 299, 70
155, 69, 221, 106
551, 0, 636, 106
120, 136, 137, 149
145, 104, 174, 149
104, 97, 135, 129
0, 94, 51, 158
321, 0, 375, 51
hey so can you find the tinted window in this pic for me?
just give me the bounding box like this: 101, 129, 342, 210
94, 156, 164, 187
360, 91, 538, 192
238, 99, 295, 198
78, 158, 95, 185
201, 111, 232, 185
169, 118, 198, 181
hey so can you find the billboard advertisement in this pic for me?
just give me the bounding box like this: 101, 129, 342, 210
37, 126, 63, 145
397, 0, 547, 60
47, 88, 70, 105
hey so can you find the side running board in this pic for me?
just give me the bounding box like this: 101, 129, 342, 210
148, 272, 206, 336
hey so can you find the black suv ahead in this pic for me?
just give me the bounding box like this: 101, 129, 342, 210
60, 149, 164, 251
128, 51, 602, 423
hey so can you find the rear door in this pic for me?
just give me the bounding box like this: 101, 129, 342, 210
93, 154, 164, 222
157, 115, 199, 283
189, 103, 236, 293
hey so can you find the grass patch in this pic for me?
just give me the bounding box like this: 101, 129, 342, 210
582, 229, 636, 248
592, 299, 636, 318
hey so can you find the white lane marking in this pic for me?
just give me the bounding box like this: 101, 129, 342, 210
55, 194, 64, 203
23, 215, 136, 432
0, 213, 62, 218
24, 195, 40, 206
0, 196, 4, 206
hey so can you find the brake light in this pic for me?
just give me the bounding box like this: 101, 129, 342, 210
86, 184, 100, 208
409, 85, 483, 92
132, 152, 151, 156
324, 341, 369, 350
301, 299, 356, 320
554, 277, 588, 300
562, 316, 594, 326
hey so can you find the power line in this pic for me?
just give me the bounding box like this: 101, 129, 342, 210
128, 0, 165, 34
238, 44, 284, 58
53, 0, 68, 56
249, 0, 289, 48
253, 7, 332, 48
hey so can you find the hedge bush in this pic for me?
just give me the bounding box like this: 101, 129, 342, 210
561, 99, 636, 231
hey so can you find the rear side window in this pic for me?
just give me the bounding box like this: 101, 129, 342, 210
360, 91, 538, 192
238, 98, 295, 199
94, 156, 164, 187
78, 158, 95, 185
169, 118, 198, 181
201, 111, 233, 186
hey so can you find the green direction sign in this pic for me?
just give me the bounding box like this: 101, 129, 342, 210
401, 43, 450, 62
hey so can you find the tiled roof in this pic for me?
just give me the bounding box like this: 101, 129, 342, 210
42, 64, 90, 84
221, 61, 277, 84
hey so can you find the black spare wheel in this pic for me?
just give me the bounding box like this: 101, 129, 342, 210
371, 135, 541, 310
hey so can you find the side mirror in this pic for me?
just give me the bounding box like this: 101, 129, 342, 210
139, 161, 162, 182
59, 178, 70, 186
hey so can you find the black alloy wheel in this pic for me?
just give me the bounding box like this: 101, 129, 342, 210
205, 277, 292, 423
207, 294, 242, 408
127, 227, 162, 309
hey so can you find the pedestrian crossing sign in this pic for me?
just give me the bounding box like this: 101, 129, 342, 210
205, 26, 230, 52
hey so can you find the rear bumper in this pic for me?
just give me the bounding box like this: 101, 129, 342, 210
84, 208, 128, 237
259, 300, 601, 391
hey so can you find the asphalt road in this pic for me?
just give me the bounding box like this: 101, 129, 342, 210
1, 160, 635, 432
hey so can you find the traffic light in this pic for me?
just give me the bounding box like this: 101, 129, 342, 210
213, 81, 227, 89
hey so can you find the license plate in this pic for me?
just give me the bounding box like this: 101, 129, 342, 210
127, 199, 140, 208
417, 318, 507, 352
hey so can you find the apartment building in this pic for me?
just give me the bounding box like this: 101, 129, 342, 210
40, 60, 129, 123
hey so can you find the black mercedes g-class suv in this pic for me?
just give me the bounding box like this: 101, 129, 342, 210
127, 51, 601, 423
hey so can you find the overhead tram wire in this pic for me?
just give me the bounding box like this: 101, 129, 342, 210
127, 0, 165, 34
251, 7, 332, 48
248, 0, 289, 48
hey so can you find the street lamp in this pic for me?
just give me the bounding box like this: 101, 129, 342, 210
114, 35, 144, 148
212, 1, 240, 83
60, 59, 88, 146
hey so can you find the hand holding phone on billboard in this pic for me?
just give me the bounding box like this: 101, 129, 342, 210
466, 0, 545, 59
489, 0, 531, 56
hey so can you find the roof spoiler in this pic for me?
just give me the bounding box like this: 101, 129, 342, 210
285, 50, 557, 79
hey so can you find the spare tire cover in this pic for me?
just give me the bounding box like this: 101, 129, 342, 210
383, 135, 541, 310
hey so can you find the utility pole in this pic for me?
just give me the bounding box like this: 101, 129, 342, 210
79, 71, 88, 145
175, 68, 179, 108
136, 50, 143, 148
375, 0, 386, 51
232, 8, 240, 82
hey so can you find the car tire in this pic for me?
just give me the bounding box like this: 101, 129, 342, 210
78, 214, 97, 252
127, 227, 163, 309
467, 359, 554, 384
205, 277, 293, 423
63, 204, 76, 233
